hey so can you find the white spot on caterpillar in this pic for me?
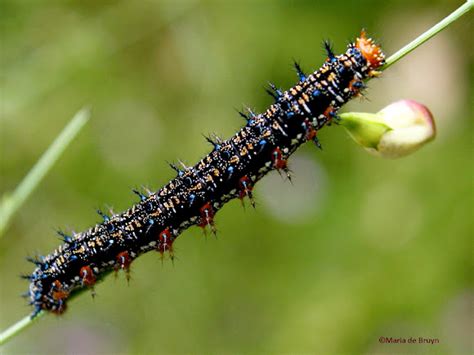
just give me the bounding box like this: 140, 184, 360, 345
301, 102, 311, 114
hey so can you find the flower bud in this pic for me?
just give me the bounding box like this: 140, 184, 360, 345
340, 100, 436, 158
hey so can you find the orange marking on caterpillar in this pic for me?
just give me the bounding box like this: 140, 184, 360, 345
238, 176, 255, 208
115, 251, 132, 282
199, 202, 216, 235
356, 30, 385, 70
80, 266, 96, 287
51, 280, 68, 302
303, 119, 317, 141
323, 106, 335, 119
51, 280, 68, 314
271, 147, 287, 170
348, 79, 360, 93
158, 228, 173, 254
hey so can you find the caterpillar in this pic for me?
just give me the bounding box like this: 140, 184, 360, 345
24, 31, 385, 317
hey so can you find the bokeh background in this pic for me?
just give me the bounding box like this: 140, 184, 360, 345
1, 0, 472, 354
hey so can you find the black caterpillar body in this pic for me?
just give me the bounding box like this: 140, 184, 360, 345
25, 32, 385, 317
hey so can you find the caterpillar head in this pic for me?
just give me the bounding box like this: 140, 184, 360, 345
356, 30, 385, 71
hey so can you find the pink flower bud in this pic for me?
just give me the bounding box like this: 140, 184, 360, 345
340, 100, 436, 158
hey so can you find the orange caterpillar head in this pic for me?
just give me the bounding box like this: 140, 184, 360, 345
356, 30, 385, 70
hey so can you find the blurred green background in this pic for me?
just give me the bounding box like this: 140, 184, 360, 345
1, 0, 472, 354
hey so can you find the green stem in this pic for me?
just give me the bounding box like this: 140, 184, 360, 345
0, 312, 44, 346
0, 108, 90, 237
382, 0, 473, 70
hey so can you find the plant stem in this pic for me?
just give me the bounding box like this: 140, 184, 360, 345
0, 312, 44, 346
0, 108, 90, 237
382, 0, 474, 70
